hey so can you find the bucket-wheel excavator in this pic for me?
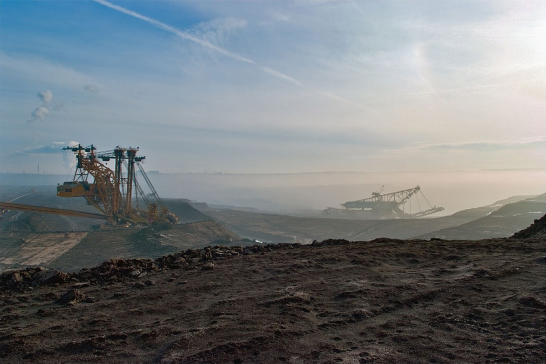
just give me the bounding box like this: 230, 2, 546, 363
56, 144, 177, 225
325, 186, 444, 219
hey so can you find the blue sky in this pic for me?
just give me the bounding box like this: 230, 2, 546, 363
1, 0, 544, 175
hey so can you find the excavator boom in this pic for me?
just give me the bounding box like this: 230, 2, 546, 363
342, 186, 421, 209
0, 202, 106, 220
335, 185, 444, 218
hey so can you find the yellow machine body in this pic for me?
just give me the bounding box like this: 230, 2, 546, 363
57, 182, 88, 198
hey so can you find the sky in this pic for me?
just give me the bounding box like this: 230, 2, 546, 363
0, 0, 545, 176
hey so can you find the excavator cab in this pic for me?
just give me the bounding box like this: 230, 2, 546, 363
57, 181, 89, 198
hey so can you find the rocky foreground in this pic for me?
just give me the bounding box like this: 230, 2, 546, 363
1, 222, 545, 363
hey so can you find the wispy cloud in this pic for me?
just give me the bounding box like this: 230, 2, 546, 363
399, 136, 546, 152
0, 52, 94, 91
93, 0, 304, 87
190, 17, 248, 46
93, 0, 255, 64
405, 82, 516, 98
83, 84, 99, 93
92, 0, 399, 122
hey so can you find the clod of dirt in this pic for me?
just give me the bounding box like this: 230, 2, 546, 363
33, 268, 70, 285
56, 289, 84, 305
518, 296, 546, 309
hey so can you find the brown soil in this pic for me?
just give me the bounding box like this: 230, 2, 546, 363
1, 236, 545, 364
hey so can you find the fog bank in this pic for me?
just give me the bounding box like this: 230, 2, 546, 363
150, 169, 546, 216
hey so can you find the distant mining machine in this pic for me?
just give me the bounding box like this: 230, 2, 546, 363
57, 144, 178, 225
325, 186, 444, 219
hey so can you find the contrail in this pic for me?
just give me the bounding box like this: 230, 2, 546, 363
259, 66, 302, 87
417, 73, 446, 104
318, 91, 394, 122
93, 0, 305, 84
93, 0, 393, 120
93, 0, 254, 64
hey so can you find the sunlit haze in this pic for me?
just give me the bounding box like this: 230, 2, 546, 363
1, 1, 545, 211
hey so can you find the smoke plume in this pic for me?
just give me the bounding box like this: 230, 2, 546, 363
84, 84, 99, 93
37, 90, 53, 105
28, 90, 54, 123
30, 106, 50, 122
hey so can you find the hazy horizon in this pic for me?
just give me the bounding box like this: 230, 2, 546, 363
2, 168, 545, 217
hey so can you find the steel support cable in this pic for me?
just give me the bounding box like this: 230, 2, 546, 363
136, 162, 166, 210
64, 151, 77, 184
133, 173, 151, 208
415, 193, 423, 212
347, 186, 420, 205
420, 190, 434, 209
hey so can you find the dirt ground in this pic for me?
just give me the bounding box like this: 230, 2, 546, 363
1, 236, 544, 364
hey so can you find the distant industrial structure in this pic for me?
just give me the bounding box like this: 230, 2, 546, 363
324, 186, 444, 219
57, 144, 177, 225
1, 144, 177, 226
